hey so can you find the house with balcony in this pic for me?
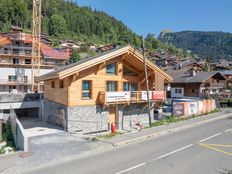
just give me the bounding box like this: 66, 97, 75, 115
39, 45, 172, 133
0, 26, 70, 94
166, 67, 227, 98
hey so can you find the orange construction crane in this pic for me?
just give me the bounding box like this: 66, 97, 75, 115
31, 0, 42, 93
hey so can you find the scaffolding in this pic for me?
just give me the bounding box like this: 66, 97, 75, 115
32, 0, 42, 93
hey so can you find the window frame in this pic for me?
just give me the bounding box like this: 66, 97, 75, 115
82, 80, 92, 99
59, 80, 64, 88
106, 81, 117, 91
106, 62, 117, 75
51, 81, 55, 88
175, 88, 182, 94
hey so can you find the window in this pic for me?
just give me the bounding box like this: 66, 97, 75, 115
106, 81, 117, 91
24, 76, 28, 83
51, 81, 55, 88
131, 83, 138, 91
82, 80, 92, 99
106, 63, 117, 74
123, 82, 138, 91
25, 59, 31, 64
59, 80, 64, 88
9, 85, 16, 93
123, 66, 137, 76
8, 75, 17, 82
13, 58, 19, 64
123, 82, 129, 91
175, 88, 182, 94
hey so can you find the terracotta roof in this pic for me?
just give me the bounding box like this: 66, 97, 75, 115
0, 36, 11, 45
41, 43, 69, 60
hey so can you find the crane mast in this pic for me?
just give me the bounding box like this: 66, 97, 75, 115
31, 0, 42, 93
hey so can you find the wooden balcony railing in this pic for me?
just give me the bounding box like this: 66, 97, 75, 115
99, 91, 166, 105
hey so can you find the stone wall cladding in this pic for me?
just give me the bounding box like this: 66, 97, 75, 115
118, 103, 154, 131
43, 99, 67, 129
67, 105, 108, 133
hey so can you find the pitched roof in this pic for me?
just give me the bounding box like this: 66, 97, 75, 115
41, 43, 70, 60
39, 45, 173, 82
166, 69, 227, 83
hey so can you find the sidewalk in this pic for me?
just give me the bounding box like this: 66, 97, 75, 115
102, 108, 232, 146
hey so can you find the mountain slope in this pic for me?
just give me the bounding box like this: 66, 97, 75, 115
158, 31, 232, 61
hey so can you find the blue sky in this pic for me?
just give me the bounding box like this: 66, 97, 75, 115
76, 0, 232, 37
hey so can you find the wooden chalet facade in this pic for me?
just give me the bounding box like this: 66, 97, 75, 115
39, 46, 172, 133
167, 67, 227, 98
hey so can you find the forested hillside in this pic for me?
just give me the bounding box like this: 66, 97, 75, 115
158, 31, 232, 61
0, 0, 185, 56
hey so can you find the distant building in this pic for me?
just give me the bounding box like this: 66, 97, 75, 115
167, 67, 227, 98
0, 26, 70, 94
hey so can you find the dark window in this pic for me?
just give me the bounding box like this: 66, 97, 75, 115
8, 75, 17, 82
51, 81, 55, 88
9, 85, 16, 92
106, 81, 117, 91
175, 88, 182, 94
13, 58, 19, 64
82, 80, 92, 99
24, 76, 28, 83
131, 83, 138, 91
106, 63, 116, 74
25, 59, 31, 64
59, 80, 64, 88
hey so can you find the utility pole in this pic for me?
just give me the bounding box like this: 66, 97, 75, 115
142, 36, 152, 127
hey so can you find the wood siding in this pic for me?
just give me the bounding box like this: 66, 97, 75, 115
44, 55, 166, 106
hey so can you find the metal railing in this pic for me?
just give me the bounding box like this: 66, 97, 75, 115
0, 79, 31, 85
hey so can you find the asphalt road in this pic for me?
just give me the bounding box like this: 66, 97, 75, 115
24, 116, 232, 174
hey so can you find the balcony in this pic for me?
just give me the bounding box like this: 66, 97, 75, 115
205, 83, 225, 88
0, 79, 31, 85
99, 91, 166, 105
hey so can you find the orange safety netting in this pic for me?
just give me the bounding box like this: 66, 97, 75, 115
41, 43, 69, 60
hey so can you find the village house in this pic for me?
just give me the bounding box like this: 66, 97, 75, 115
39, 45, 172, 133
167, 66, 227, 98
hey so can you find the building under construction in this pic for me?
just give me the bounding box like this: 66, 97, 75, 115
0, 26, 70, 94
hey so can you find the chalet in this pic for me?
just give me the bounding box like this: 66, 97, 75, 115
39, 46, 172, 133
97, 44, 115, 53
167, 67, 227, 98
221, 70, 232, 89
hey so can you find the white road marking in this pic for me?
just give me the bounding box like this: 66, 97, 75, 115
199, 133, 222, 143
152, 144, 193, 161
224, 128, 232, 133
115, 162, 146, 174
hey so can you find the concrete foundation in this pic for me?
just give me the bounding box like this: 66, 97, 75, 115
43, 99, 154, 133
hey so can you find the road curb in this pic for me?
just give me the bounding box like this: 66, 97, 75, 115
112, 112, 232, 147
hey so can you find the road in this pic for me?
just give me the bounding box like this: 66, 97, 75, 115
24, 116, 232, 174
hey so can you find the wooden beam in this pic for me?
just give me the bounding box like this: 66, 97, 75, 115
141, 71, 154, 84
123, 62, 143, 75
95, 62, 105, 75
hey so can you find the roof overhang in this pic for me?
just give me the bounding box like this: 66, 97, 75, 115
39, 46, 173, 82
